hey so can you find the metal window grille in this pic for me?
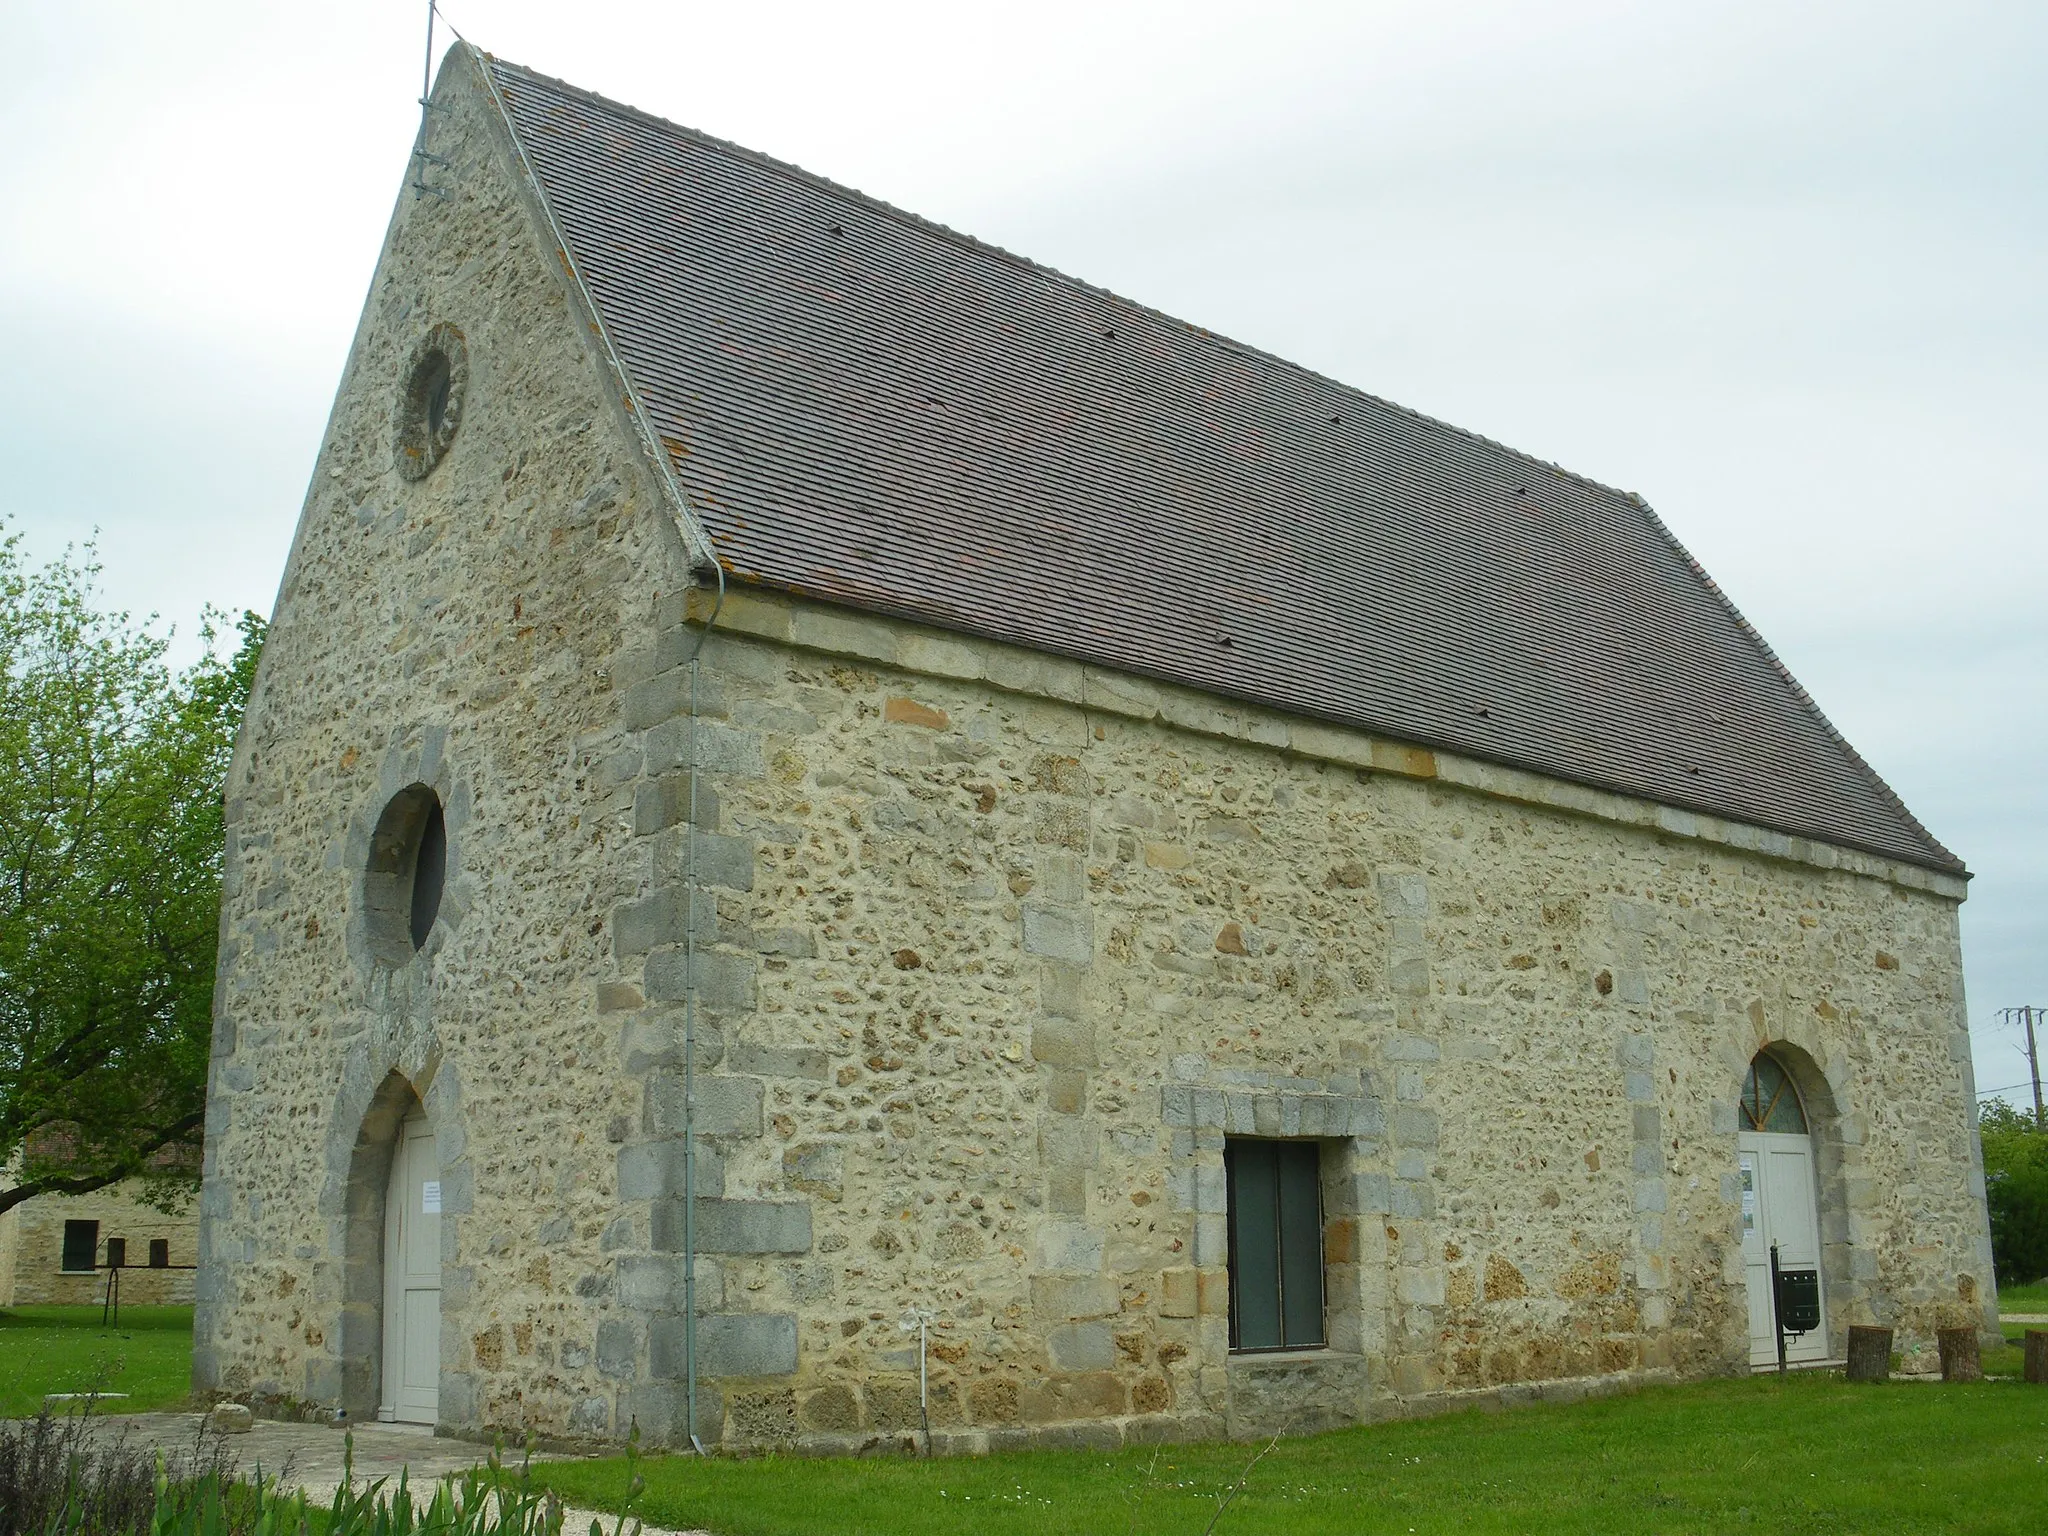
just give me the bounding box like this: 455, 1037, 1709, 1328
1741, 1053, 1809, 1133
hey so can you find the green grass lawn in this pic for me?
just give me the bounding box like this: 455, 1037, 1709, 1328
534, 1373, 2048, 1536
0, 1304, 195, 1417
1998, 1280, 2048, 1313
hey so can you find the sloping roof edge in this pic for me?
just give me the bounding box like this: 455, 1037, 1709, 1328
467, 43, 723, 580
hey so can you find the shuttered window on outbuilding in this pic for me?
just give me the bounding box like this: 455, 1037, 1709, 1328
1225, 1139, 1326, 1351
60, 1220, 99, 1273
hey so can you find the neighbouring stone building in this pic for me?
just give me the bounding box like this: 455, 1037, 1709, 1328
195, 44, 1997, 1449
0, 1175, 198, 1308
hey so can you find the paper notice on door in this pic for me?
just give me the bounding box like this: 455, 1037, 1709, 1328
1738, 1159, 1757, 1233
421, 1181, 442, 1215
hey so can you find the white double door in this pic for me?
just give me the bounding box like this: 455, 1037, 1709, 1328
1738, 1130, 1827, 1367
381, 1109, 442, 1423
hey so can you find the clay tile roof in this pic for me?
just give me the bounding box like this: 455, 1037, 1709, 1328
485, 58, 1962, 877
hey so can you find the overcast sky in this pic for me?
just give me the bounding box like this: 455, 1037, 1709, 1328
3, 0, 2042, 1105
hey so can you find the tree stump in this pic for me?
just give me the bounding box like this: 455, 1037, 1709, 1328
1937, 1326, 1983, 1382
2026, 1330, 2048, 1385
1845, 1325, 1893, 1382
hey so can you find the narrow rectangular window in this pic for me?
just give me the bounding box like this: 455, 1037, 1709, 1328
60, 1220, 99, 1272
104, 1237, 127, 1269
1225, 1138, 1326, 1351
149, 1238, 170, 1268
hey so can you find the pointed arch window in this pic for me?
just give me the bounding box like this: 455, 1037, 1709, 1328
1741, 1052, 1809, 1133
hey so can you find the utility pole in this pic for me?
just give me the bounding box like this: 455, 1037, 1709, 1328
1999, 1006, 2046, 1130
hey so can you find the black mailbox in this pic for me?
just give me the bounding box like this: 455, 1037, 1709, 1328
1774, 1267, 1821, 1335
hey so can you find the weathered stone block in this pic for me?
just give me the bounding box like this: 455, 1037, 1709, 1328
729, 1040, 829, 1080
1046, 1067, 1088, 1114
596, 1319, 639, 1379
697, 1313, 799, 1378
1160, 1269, 1198, 1318
1023, 961, 1079, 1019
618, 1139, 726, 1201
782, 1142, 843, 1199
1392, 1107, 1439, 1148
1378, 873, 1429, 917
1032, 1274, 1120, 1321
616, 1254, 724, 1314
1031, 1015, 1097, 1069
1390, 956, 1431, 996
1390, 1181, 1436, 1218
614, 890, 704, 957
646, 1073, 762, 1139
645, 718, 764, 778
619, 1013, 722, 1076
1048, 1322, 1115, 1371
1022, 905, 1092, 963
753, 926, 817, 958
634, 774, 720, 836
1033, 1221, 1104, 1273
597, 981, 644, 1013
672, 1198, 813, 1255
643, 948, 757, 1011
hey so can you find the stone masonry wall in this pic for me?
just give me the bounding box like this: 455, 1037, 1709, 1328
199, 46, 1995, 1452
575, 583, 1991, 1450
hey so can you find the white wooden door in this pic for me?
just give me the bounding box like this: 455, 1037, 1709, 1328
1738, 1130, 1827, 1367
381, 1110, 441, 1423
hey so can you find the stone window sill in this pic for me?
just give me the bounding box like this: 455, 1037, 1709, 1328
1227, 1348, 1362, 1368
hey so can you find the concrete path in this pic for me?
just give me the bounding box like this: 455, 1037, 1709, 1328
80, 1413, 707, 1536
2001, 1312, 2048, 1324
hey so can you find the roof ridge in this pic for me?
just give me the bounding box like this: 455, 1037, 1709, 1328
1627, 496, 1963, 873
487, 57, 1653, 508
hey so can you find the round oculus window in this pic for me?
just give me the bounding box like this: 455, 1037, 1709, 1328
394, 322, 469, 480
364, 783, 449, 966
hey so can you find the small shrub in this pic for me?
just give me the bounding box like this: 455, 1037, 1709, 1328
0, 1405, 235, 1536
1, 1416, 646, 1536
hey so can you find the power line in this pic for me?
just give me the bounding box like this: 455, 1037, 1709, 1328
1977, 1079, 2042, 1099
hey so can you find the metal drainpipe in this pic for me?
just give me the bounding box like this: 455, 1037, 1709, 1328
680, 565, 724, 1455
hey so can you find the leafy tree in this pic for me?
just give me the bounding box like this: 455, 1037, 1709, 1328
0, 531, 263, 1215
1980, 1097, 2048, 1288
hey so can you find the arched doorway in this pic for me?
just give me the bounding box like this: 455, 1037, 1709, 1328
1737, 1050, 1827, 1367
379, 1104, 442, 1423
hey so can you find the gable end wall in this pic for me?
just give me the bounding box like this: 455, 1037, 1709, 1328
193, 47, 693, 1430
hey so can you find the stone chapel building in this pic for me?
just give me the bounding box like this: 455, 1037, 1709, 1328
195, 44, 1997, 1450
